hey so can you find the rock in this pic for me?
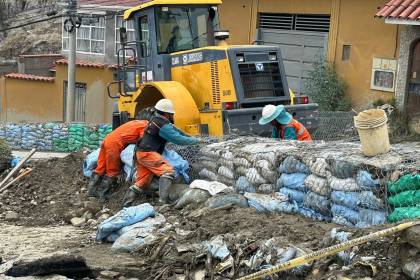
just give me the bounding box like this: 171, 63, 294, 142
97, 213, 110, 224
168, 184, 189, 202
30, 200, 37, 206
82, 211, 94, 220
4, 211, 19, 221
402, 225, 420, 249
70, 217, 86, 227
63, 210, 77, 223
100, 270, 121, 279
403, 260, 420, 280
86, 219, 98, 227
84, 200, 102, 215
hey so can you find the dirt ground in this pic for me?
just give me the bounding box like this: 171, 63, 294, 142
0, 154, 417, 279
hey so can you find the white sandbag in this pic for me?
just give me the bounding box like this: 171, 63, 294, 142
256, 159, 274, 171
246, 168, 267, 185
304, 174, 330, 196
199, 168, 219, 181
201, 160, 219, 172
329, 176, 362, 192
260, 169, 277, 184
218, 166, 235, 179
219, 158, 234, 170
236, 166, 249, 176
190, 179, 234, 196
257, 184, 278, 194
307, 158, 330, 178
234, 157, 251, 168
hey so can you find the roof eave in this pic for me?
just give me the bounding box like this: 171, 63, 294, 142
385, 18, 420, 25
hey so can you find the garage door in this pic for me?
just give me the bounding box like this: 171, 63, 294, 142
258, 13, 330, 95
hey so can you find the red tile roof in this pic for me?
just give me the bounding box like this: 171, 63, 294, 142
55, 59, 107, 69
376, 0, 420, 21
78, 0, 147, 8
4, 73, 55, 82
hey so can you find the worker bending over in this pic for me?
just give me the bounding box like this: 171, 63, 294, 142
259, 104, 311, 141
123, 99, 200, 207
88, 120, 149, 201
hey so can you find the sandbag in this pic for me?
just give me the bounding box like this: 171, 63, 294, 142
233, 157, 251, 168
304, 191, 331, 216
205, 193, 249, 209
163, 149, 190, 183
356, 208, 387, 227
244, 192, 293, 214
331, 204, 359, 224
96, 203, 155, 241
358, 191, 384, 210
388, 190, 420, 207
201, 159, 218, 172
305, 174, 330, 196
83, 148, 100, 177
388, 207, 420, 223
199, 168, 219, 181
297, 206, 329, 222
388, 174, 420, 195
246, 168, 267, 185
278, 156, 309, 174
218, 166, 235, 180
329, 176, 361, 192
257, 184, 278, 194
356, 171, 380, 189
277, 173, 307, 192
331, 191, 359, 211
235, 176, 257, 193
328, 159, 358, 179
260, 169, 277, 184
307, 158, 330, 178
175, 189, 211, 209
332, 215, 354, 227
279, 187, 306, 204
111, 214, 166, 252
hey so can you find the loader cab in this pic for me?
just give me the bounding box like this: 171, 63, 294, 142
118, 3, 220, 93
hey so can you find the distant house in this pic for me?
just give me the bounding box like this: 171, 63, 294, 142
61, 0, 142, 65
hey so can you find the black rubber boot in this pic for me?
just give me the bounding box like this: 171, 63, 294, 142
159, 176, 173, 204
122, 185, 143, 208
99, 176, 118, 202
87, 173, 102, 197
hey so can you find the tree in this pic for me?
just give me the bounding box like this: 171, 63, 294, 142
305, 57, 351, 111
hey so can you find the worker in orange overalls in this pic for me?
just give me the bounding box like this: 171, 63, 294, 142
88, 120, 149, 201
123, 99, 200, 207
259, 104, 312, 141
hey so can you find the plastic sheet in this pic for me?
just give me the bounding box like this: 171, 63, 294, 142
304, 191, 331, 216
279, 187, 306, 204
278, 156, 309, 174
189, 180, 233, 196
331, 204, 359, 224
83, 148, 100, 178
277, 173, 307, 192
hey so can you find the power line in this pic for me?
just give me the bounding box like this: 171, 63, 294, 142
0, 14, 64, 32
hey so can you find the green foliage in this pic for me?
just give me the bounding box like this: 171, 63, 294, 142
305, 57, 351, 111
372, 97, 396, 108
0, 139, 11, 159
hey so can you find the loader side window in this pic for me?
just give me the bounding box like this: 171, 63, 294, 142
156, 6, 219, 54
139, 16, 150, 57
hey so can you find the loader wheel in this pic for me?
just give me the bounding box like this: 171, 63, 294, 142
112, 111, 129, 130
136, 107, 156, 121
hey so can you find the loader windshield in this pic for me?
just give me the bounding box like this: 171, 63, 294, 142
156, 6, 219, 54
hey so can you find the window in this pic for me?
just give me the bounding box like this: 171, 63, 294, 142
342, 45, 351, 61
62, 16, 105, 54
156, 6, 219, 54
115, 15, 136, 55
63, 82, 87, 122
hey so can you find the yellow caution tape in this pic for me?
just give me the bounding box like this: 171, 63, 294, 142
238, 221, 419, 280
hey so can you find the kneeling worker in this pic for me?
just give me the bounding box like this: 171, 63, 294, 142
123, 99, 200, 207
259, 104, 311, 141
88, 120, 149, 200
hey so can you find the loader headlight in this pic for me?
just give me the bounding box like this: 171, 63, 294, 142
236, 54, 245, 62
269, 52, 277, 61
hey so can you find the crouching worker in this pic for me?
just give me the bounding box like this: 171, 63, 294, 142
88, 120, 149, 201
259, 104, 312, 141
123, 99, 200, 207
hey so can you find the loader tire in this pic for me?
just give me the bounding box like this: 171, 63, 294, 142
136, 107, 156, 121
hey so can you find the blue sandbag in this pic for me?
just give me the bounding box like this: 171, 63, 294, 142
279, 187, 306, 204
278, 156, 309, 174
331, 191, 359, 211
276, 173, 307, 191
297, 206, 330, 222
96, 203, 155, 241
235, 176, 256, 193
304, 191, 331, 216
356, 208, 387, 227
358, 191, 384, 210
356, 171, 380, 190
83, 148, 100, 177
331, 204, 359, 224
244, 192, 298, 214
332, 215, 354, 227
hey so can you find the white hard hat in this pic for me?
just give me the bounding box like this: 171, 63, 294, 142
155, 99, 175, 114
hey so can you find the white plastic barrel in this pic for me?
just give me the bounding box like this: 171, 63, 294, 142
354, 109, 390, 157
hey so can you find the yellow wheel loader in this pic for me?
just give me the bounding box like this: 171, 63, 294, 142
108, 0, 318, 137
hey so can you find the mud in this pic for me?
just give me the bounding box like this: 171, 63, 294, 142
0, 154, 417, 279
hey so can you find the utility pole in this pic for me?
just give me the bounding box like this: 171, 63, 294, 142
65, 0, 77, 122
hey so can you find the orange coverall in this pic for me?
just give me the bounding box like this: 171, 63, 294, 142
95, 120, 149, 177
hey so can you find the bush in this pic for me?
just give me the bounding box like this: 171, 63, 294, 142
305, 57, 351, 111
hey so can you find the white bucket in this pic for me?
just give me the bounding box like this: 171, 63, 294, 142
354, 109, 390, 157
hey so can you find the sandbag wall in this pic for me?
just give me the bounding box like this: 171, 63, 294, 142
198, 138, 419, 227
0, 122, 112, 152
387, 174, 420, 222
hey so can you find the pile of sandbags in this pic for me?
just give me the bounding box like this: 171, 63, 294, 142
68, 123, 85, 152
20, 123, 54, 151
52, 123, 70, 152
98, 124, 112, 143
5, 124, 21, 149
388, 174, 420, 222
83, 126, 100, 150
